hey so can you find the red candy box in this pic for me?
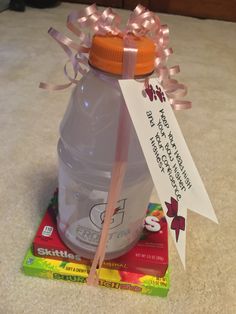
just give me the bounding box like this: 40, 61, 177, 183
33, 191, 168, 277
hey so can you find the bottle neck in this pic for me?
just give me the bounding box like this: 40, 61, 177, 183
89, 64, 152, 82
89, 65, 121, 89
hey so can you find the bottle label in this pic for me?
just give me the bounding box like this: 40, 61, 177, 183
119, 78, 218, 266
58, 171, 153, 254
89, 197, 126, 230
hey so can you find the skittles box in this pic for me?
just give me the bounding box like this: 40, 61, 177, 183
33, 191, 168, 277
23, 247, 170, 297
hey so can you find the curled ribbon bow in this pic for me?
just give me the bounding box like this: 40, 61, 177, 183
40, 3, 191, 110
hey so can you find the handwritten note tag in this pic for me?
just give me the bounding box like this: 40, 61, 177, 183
119, 78, 218, 266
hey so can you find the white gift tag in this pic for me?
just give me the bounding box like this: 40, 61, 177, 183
119, 78, 218, 267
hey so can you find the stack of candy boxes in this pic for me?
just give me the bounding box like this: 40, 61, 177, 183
23, 190, 170, 297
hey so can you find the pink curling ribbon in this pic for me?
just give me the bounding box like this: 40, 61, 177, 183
86, 37, 138, 286
40, 4, 192, 285
40, 3, 191, 109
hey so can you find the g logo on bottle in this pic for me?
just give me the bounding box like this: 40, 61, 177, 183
89, 199, 127, 230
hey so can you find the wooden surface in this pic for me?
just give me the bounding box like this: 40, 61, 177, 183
148, 0, 236, 22
63, 0, 236, 21
62, 0, 122, 8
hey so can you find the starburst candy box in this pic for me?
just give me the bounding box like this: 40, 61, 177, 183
33, 191, 168, 277
23, 247, 170, 297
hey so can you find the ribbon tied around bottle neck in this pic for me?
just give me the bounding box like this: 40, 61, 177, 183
40, 3, 191, 110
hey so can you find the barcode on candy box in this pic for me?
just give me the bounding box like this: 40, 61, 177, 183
42, 226, 53, 237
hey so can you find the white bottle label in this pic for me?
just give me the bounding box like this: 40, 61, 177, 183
119, 78, 218, 266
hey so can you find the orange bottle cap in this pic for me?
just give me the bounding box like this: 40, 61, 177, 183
89, 35, 156, 76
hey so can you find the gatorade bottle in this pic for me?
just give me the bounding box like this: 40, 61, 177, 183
57, 35, 155, 259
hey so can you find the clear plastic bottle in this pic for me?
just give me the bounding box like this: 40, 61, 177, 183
57, 35, 155, 259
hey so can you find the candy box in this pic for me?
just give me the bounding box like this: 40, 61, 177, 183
33, 191, 168, 277
23, 247, 170, 297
